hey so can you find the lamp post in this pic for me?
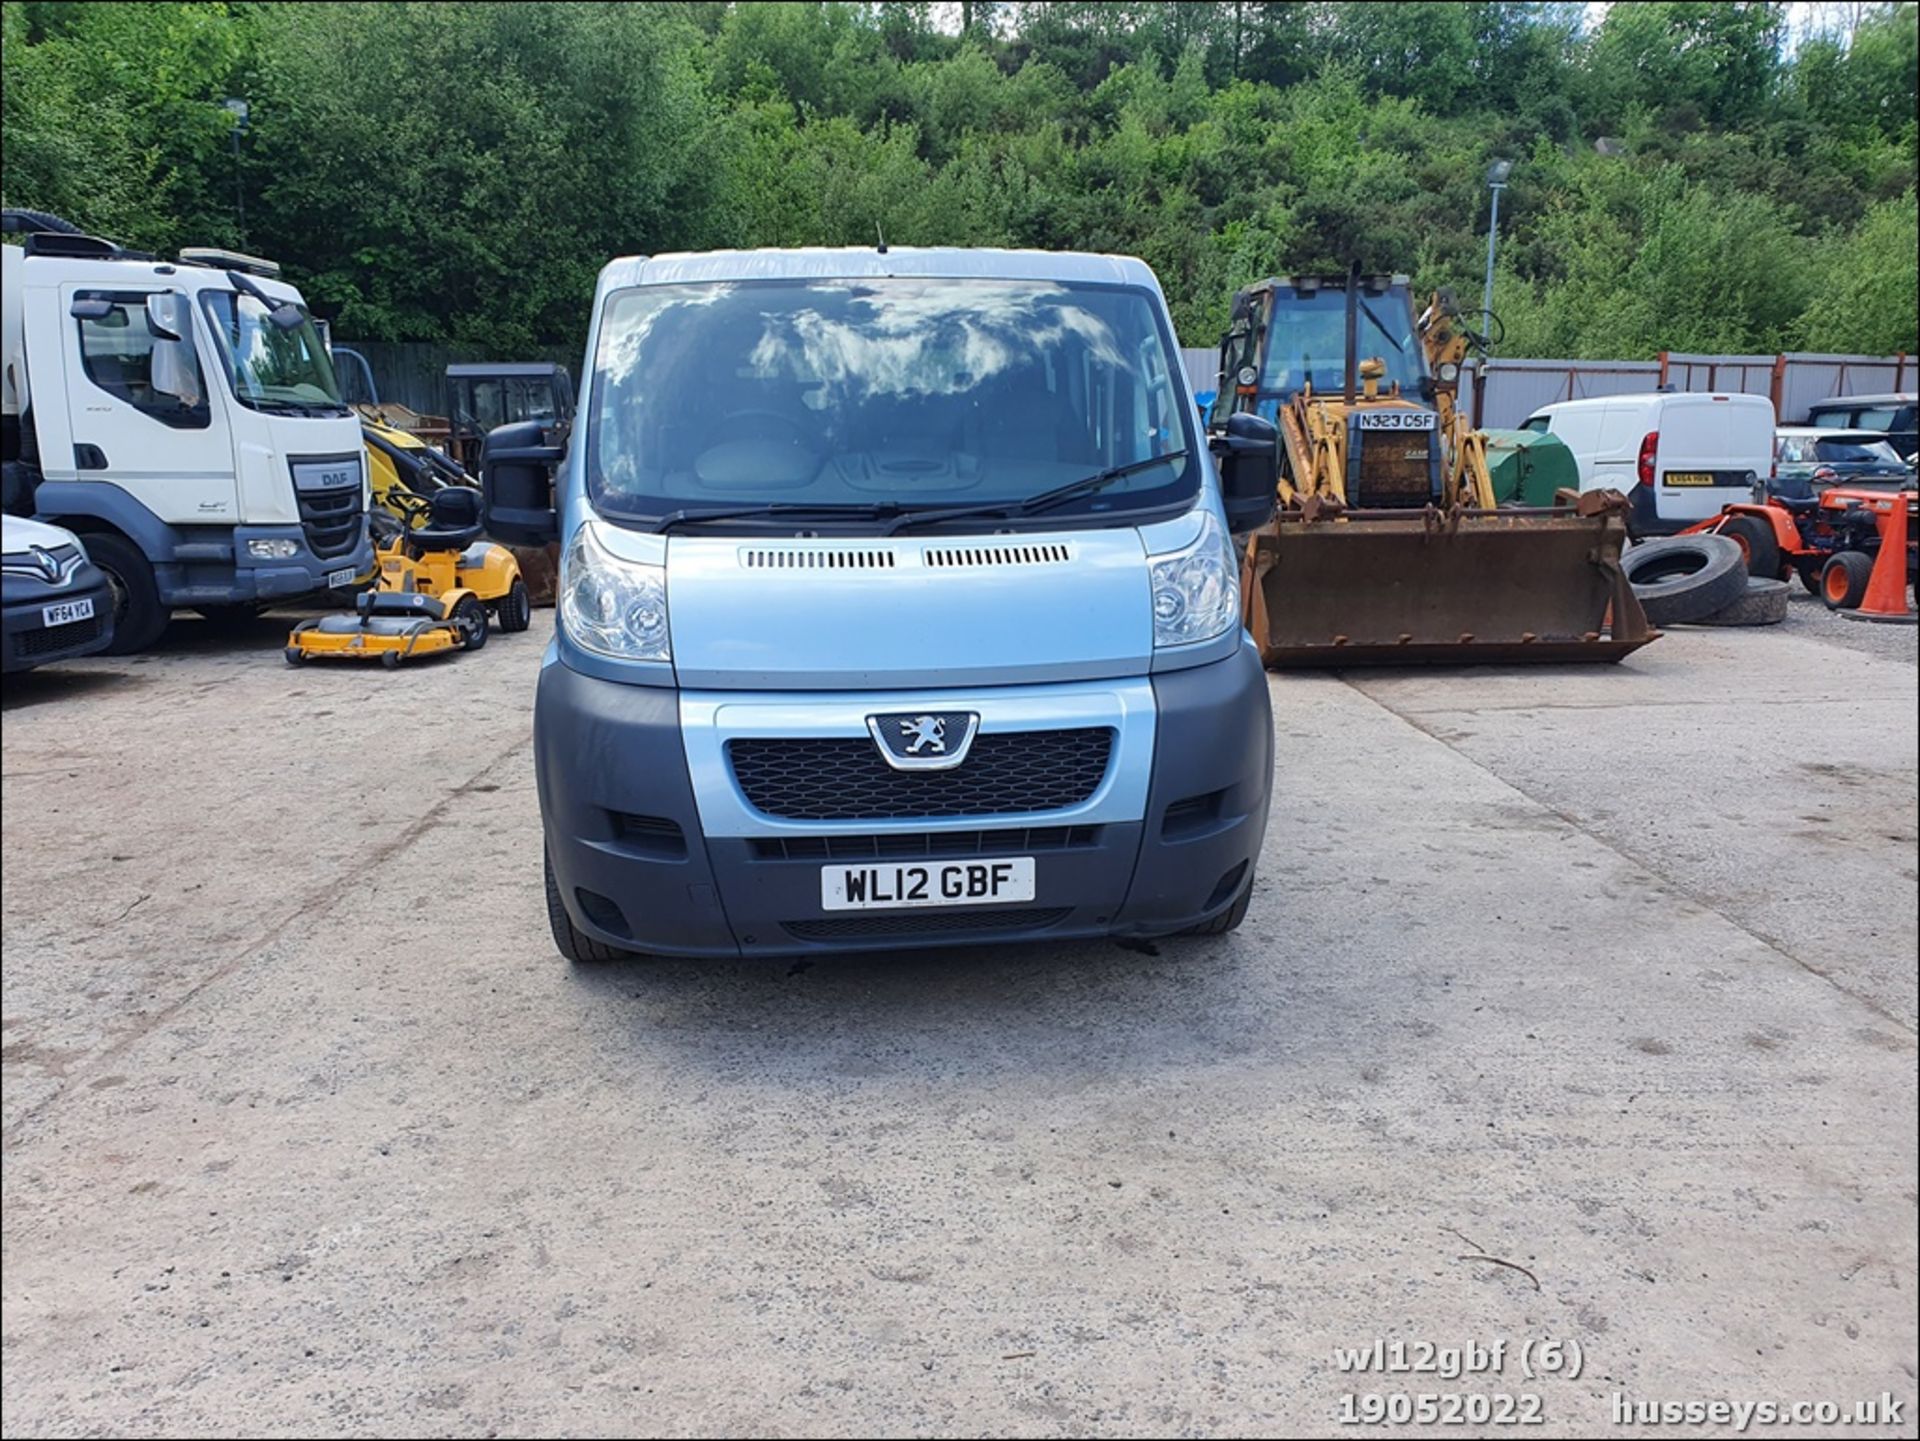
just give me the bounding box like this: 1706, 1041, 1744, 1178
223, 97, 251, 245
1481, 158, 1512, 327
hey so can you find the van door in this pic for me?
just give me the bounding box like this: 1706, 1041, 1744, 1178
1653, 396, 1759, 524
60, 284, 235, 523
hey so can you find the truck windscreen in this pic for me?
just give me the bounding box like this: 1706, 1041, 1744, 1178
587, 278, 1195, 529
199, 292, 347, 416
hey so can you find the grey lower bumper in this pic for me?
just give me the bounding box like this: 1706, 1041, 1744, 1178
535, 641, 1273, 958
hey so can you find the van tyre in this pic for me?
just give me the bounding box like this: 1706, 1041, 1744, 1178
545, 849, 629, 963
452, 594, 489, 650
1698, 576, 1789, 626
1622, 535, 1748, 626
1821, 551, 1876, 610
84, 531, 169, 654
496, 578, 532, 632
1718, 514, 1781, 579
1184, 875, 1255, 936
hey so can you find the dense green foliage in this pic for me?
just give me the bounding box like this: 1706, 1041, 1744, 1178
4, 1, 1915, 356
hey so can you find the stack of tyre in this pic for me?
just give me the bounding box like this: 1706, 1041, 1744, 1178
1622, 535, 1788, 628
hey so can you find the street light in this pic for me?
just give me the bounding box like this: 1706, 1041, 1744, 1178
224, 97, 251, 245
1481, 158, 1512, 329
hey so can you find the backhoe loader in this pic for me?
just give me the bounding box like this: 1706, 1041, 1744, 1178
1210, 270, 1655, 665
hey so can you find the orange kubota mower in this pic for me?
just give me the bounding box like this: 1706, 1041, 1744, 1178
1680, 481, 1919, 612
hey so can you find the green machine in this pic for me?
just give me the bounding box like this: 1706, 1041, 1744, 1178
1484, 428, 1580, 508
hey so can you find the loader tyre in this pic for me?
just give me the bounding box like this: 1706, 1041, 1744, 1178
1623, 535, 1747, 626
1718, 514, 1781, 579
1820, 551, 1875, 611
1697, 576, 1789, 626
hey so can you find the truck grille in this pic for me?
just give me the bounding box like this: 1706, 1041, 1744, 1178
729, 729, 1113, 821
13, 613, 106, 660
298, 487, 365, 559
782, 908, 1072, 942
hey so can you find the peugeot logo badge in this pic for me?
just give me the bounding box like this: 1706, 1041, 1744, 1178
867, 711, 980, 771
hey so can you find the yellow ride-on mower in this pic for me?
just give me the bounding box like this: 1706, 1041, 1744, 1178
285, 488, 531, 667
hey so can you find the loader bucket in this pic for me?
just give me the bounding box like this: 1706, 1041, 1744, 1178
1239, 504, 1657, 667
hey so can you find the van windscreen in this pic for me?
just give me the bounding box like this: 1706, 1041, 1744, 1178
586, 278, 1195, 530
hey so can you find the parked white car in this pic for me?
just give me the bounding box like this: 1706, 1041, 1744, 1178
1520, 391, 1774, 536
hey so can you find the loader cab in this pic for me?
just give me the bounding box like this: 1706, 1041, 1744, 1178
1211, 273, 1425, 429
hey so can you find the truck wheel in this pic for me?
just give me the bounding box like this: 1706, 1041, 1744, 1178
1821, 551, 1876, 610
496, 578, 532, 632
1183, 874, 1255, 936
1697, 576, 1790, 626
1718, 514, 1781, 579
83, 531, 169, 654
545, 849, 630, 963
1622, 535, 1748, 626
452, 594, 489, 651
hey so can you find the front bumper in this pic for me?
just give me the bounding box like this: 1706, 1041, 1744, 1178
153, 524, 374, 607
2, 566, 115, 672
535, 641, 1273, 958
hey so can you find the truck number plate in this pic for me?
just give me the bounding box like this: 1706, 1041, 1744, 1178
42, 597, 94, 627
328, 567, 358, 589
1356, 411, 1435, 431
821, 857, 1035, 911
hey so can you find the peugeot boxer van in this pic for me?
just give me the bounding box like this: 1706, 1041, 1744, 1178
484, 249, 1279, 962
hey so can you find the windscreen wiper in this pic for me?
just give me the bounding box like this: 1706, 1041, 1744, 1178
884, 451, 1190, 535
651, 501, 904, 534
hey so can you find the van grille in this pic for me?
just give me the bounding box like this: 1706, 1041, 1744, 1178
740, 548, 895, 570
749, 825, 1102, 862
13, 613, 106, 660
729, 729, 1113, 821
923, 542, 1071, 568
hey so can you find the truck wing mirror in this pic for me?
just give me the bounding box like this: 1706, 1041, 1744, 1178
70, 297, 115, 321
267, 301, 305, 331
1211, 411, 1279, 533
481, 419, 563, 546
143, 292, 189, 341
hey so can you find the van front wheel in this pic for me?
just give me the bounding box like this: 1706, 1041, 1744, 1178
544, 849, 631, 963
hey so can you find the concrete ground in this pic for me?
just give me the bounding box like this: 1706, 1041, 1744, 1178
2, 593, 1915, 1438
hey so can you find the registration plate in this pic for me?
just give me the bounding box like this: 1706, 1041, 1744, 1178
327, 567, 358, 589
821, 857, 1036, 911
42, 597, 94, 628
1663, 472, 1719, 487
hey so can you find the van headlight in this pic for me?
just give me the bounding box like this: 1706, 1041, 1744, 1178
560, 520, 670, 662
1150, 509, 1240, 648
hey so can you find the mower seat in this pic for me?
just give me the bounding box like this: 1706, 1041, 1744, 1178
407, 487, 485, 552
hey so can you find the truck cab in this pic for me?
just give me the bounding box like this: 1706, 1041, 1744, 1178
483, 248, 1278, 962
2, 230, 371, 651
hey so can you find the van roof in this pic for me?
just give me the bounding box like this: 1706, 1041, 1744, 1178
598, 247, 1164, 294
1531, 391, 1772, 416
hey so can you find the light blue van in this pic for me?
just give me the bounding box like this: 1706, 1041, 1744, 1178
484, 248, 1279, 961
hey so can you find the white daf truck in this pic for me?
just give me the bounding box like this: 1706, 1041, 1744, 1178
2, 216, 371, 651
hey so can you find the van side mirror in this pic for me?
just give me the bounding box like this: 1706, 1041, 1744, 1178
1211, 411, 1279, 533
481, 419, 563, 546
144, 292, 189, 341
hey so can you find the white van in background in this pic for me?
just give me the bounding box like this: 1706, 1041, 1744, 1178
1520, 391, 1774, 536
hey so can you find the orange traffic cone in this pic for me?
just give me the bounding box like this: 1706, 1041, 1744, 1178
1844, 487, 1918, 625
